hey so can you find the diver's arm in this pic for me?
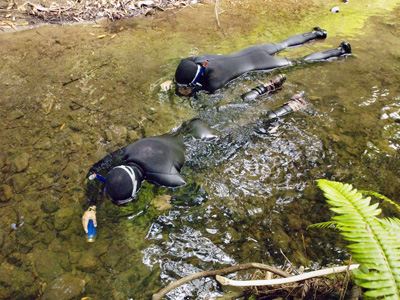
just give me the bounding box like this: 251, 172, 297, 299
82, 147, 126, 233
87, 147, 126, 178
85, 147, 126, 206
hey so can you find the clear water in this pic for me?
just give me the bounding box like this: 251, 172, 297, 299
1, 1, 400, 299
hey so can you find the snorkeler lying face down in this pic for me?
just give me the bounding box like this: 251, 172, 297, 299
166, 27, 351, 97
81, 91, 308, 234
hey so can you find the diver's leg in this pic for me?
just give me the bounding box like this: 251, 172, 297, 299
265, 92, 308, 120
303, 42, 351, 62
252, 92, 308, 134
266, 27, 328, 54
241, 74, 287, 101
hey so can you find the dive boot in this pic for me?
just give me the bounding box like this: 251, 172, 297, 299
313, 27, 328, 39
339, 41, 352, 55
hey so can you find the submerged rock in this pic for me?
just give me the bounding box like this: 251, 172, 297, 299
34, 137, 52, 150
70, 121, 84, 131
151, 194, 172, 211
62, 162, 79, 179
112, 125, 128, 140
128, 130, 141, 142
13, 152, 30, 172
54, 207, 74, 231
77, 252, 101, 273
42, 273, 85, 300
0, 184, 12, 202
34, 250, 64, 279
41, 198, 60, 213
15, 224, 37, 253
0, 261, 37, 299
8, 173, 29, 193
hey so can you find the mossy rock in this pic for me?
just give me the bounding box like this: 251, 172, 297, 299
41, 273, 85, 300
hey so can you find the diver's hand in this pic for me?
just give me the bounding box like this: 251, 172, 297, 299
82, 206, 97, 233
160, 80, 173, 91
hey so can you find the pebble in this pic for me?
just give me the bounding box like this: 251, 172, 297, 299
14, 152, 30, 172
0, 184, 12, 202
70, 121, 84, 131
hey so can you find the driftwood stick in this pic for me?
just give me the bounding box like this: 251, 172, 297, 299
216, 264, 360, 287
152, 262, 291, 300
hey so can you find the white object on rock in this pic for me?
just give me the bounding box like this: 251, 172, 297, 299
136, 1, 154, 7
331, 6, 339, 13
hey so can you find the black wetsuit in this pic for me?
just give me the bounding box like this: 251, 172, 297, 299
85, 119, 217, 206
176, 30, 350, 93
184, 47, 290, 93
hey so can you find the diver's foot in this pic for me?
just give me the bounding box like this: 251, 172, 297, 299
287, 92, 308, 111
313, 27, 328, 39
339, 41, 352, 55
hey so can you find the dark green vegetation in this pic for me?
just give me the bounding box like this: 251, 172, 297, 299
0, 0, 400, 299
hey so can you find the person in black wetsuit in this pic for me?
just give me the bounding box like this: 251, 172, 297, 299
81, 119, 218, 232
81, 92, 308, 233
166, 27, 351, 97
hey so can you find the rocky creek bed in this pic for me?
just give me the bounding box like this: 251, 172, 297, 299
1, 0, 400, 299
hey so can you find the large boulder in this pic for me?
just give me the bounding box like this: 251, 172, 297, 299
41, 273, 85, 300
0, 261, 37, 299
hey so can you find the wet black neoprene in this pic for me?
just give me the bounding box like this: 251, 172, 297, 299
85, 119, 217, 206
175, 28, 351, 94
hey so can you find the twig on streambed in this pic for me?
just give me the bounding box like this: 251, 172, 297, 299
62, 62, 109, 86
214, 0, 220, 27
152, 262, 291, 300
280, 248, 300, 275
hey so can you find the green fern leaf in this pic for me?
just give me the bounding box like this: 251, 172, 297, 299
360, 190, 400, 212
307, 221, 337, 230
379, 218, 400, 240
317, 179, 400, 299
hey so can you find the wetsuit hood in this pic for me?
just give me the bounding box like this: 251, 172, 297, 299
105, 165, 141, 206
175, 59, 198, 84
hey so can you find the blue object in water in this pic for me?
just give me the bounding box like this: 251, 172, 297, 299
95, 174, 106, 183
86, 219, 97, 242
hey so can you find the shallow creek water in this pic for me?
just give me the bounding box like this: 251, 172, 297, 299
1, 1, 400, 299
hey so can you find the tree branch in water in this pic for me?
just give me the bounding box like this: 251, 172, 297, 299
216, 264, 360, 287
152, 262, 291, 300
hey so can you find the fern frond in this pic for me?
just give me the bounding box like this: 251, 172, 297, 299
317, 179, 400, 299
359, 190, 400, 212
378, 218, 400, 241
307, 221, 337, 230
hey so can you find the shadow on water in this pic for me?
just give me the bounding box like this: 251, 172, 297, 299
1, 0, 400, 299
